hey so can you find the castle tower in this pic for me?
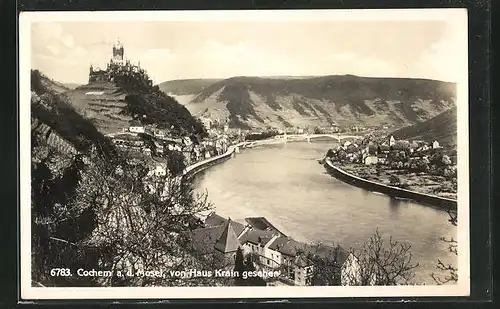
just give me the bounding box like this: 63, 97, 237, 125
112, 38, 124, 64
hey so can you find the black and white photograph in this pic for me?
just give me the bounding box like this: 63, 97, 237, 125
20, 9, 469, 299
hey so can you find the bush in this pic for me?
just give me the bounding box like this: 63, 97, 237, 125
166, 150, 186, 176
389, 175, 400, 185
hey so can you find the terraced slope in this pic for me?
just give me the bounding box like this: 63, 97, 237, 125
64, 81, 132, 134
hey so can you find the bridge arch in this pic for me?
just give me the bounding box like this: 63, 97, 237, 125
305, 134, 360, 143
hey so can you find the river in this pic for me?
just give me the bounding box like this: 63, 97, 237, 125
192, 140, 457, 284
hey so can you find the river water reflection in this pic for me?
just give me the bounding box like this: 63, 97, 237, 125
192, 141, 457, 284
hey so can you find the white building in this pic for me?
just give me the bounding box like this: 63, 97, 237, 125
129, 126, 145, 134
147, 163, 168, 177
190, 214, 358, 286
389, 135, 396, 147
201, 117, 212, 130
364, 155, 378, 166
153, 130, 165, 138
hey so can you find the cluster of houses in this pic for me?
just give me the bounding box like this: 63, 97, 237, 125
329, 135, 449, 169
109, 120, 240, 178
186, 213, 356, 286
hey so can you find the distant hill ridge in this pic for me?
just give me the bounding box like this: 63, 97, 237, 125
157, 75, 456, 130
158, 79, 222, 96
391, 106, 457, 147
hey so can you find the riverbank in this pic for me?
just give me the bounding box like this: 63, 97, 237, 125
192, 141, 457, 284
340, 163, 457, 200
182, 142, 245, 179
323, 158, 457, 210
183, 137, 296, 179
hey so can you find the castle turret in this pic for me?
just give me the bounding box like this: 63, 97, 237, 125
112, 38, 124, 64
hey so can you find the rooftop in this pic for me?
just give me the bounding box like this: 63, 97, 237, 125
245, 217, 286, 236
205, 212, 246, 236
214, 219, 241, 254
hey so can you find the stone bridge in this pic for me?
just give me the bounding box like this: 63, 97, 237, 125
283, 133, 361, 143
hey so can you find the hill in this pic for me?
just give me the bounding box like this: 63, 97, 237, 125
31, 71, 71, 95
158, 78, 222, 96
167, 75, 456, 130
63, 73, 206, 137
31, 70, 116, 156
63, 83, 82, 90
391, 106, 457, 147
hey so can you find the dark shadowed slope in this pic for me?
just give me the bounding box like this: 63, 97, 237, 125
31, 70, 116, 156
391, 106, 457, 147
176, 75, 456, 130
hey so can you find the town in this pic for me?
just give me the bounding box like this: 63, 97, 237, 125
30, 38, 455, 289
73, 40, 361, 286
323, 134, 458, 200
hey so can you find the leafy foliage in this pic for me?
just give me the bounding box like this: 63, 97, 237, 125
165, 150, 187, 176
233, 247, 245, 285
31, 152, 99, 287
112, 72, 206, 137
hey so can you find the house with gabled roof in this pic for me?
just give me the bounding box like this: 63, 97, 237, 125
185, 213, 356, 286
214, 218, 241, 254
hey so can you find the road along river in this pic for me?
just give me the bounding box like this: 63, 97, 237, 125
192, 140, 457, 284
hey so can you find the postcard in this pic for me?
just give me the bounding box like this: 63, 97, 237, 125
20, 9, 469, 299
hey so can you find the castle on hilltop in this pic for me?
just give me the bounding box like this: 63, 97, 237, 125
89, 38, 153, 88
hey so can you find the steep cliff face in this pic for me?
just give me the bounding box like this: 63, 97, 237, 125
31, 70, 116, 157
160, 75, 456, 130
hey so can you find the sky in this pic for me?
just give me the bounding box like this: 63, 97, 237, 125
27, 11, 467, 85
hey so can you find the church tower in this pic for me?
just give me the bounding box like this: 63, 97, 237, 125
112, 38, 124, 64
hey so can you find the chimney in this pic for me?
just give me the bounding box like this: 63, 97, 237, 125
237, 224, 252, 239
264, 233, 281, 249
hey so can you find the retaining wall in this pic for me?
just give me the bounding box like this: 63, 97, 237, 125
323, 159, 457, 210
182, 142, 245, 180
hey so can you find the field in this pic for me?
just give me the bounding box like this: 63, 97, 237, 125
340, 163, 457, 200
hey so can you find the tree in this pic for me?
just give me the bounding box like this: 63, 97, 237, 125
78, 148, 220, 287
233, 247, 245, 286
31, 149, 100, 287
441, 155, 452, 166
306, 243, 345, 286
237, 252, 266, 286
414, 158, 429, 172
431, 209, 458, 285
32, 140, 217, 287
430, 152, 444, 166
326, 149, 335, 158
389, 175, 401, 185
337, 149, 347, 162
313, 127, 323, 134
342, 229, 419, 286
166, 150, 186, 176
